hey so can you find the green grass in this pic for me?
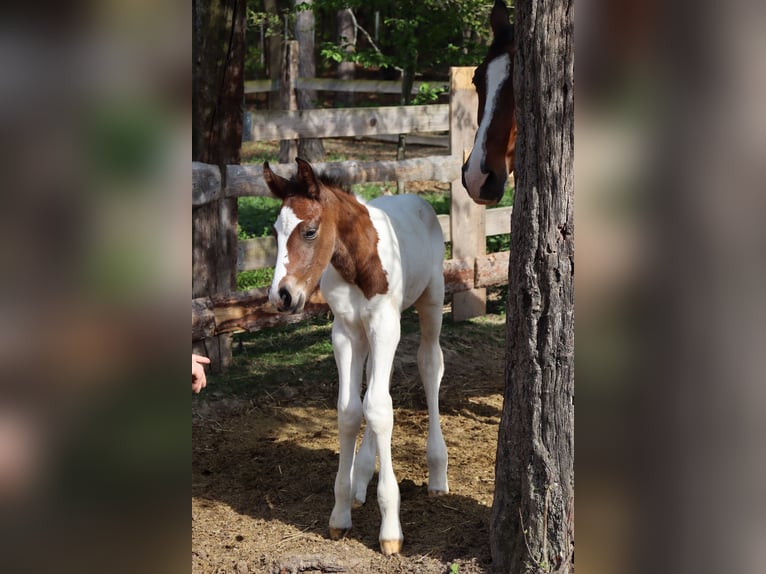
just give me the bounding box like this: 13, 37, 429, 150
218, 317, 337, 399
209, 300, 506, 401
238, 196, 281, 240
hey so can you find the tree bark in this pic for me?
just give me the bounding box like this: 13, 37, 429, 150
294, 0, 325, 161
264, 0, 282, 111
490, 0, 574, 571
192, 0, 246, 372
335, 8, 356, 107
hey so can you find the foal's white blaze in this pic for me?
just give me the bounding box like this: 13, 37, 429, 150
463, 53, 511, 192
269, 205, 303, 307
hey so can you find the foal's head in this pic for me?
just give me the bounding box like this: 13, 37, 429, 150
461, 0, 517, 206
263, 158, 338, 314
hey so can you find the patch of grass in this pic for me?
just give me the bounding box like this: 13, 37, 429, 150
237, 269, 273, 291
238, 196, 281, 239
208, 303, 506, 401
220, 317, 337, 399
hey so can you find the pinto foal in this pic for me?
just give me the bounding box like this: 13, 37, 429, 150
263, 158, 449, 555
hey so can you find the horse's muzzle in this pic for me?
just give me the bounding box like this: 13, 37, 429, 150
477, 171, 506, 206
274, 286, 306, 314
462, 162, 505, 206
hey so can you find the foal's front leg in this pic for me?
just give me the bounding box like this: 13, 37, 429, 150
328, 319, 367, 540
364, 309, 403, 555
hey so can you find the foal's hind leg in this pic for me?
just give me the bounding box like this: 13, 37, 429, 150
415, 281, 449, 496
351, 424, 375, 508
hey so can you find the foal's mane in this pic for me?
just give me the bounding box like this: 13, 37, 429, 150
284, 170, 352, 198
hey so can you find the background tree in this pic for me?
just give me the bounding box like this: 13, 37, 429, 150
294, 0, 325, 160
335, 7, 356, 107
489, 0, 574, 572
192, 0, 247, 371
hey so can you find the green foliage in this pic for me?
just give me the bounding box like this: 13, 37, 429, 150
237, 195, 281, 290
315, 0, 497, 77
412, 83, 448, 105
237, 268, 274, 290
238, 196, 281, 240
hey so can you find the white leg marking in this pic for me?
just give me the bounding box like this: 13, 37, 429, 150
363, 308, 403, 551
328, 319, 367, 537
352, 425, 376, 507
415, 282, 449, 495
269, 206, 302, 307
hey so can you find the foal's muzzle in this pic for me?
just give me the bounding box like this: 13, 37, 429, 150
272, 285, 306, 314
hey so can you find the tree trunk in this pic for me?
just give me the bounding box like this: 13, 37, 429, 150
294, 0, 325, 161
192, 0, 246, 372
396, 65, 415, 193
490, 0, 574, 572
264, 0, 282, 111
335, 8, 356, 107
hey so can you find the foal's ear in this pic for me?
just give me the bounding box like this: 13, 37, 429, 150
490, 0, 510, 37
295, 157, 321, 200
263, 161, 290, 199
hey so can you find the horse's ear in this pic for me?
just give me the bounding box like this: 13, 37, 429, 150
490, 0, 510, 37
295, 157, 320, 200
263, 161, 290, 199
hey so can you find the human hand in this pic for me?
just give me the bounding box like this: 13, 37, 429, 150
192, 354, 211, 393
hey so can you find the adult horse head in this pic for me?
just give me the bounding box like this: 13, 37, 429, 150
462, 0, 516, 206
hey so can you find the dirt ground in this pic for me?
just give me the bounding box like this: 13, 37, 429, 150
192, 310, 506, 574
193, 138, 507, 573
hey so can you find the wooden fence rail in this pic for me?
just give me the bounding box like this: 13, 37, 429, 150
193, 66, 511, 353
245, 77, 447, 95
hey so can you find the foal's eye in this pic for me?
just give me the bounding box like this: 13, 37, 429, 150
303, 227, 318, 240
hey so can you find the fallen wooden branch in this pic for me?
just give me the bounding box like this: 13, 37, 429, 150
193, 253, 510, 340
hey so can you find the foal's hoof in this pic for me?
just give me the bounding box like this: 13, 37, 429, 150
428, 489, 449, 497
379, 538, 403, 555
328, 527, 350, 540
351, 498, 365, 509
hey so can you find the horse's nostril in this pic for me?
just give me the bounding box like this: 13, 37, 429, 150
278, 287, 292, 309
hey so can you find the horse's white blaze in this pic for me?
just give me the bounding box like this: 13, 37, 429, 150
463, 52, 511, 192
269, 205, 302, 307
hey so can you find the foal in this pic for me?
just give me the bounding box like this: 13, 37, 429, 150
263, 158, 449, 555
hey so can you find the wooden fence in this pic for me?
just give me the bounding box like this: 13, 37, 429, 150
192, 62, 512, 356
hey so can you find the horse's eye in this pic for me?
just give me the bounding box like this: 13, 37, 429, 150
303, 227, 318, 240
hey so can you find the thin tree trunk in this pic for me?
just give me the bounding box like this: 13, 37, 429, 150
396, 65, 415, 193
192, 0, 245, 372
294, 0, 324, 161
264, 0, 282, 111
490, 0, 574, 571
336, 8, 356, 108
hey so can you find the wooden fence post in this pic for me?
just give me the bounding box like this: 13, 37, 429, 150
278, 40, 299, 164
449, 67, 486, 320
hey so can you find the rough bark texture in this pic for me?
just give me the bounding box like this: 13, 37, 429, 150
335, 8, 356, 107
490, 0, 574, 572
264, 0, 282, 111
192, 0, 245, 371
294, 0, 325, 161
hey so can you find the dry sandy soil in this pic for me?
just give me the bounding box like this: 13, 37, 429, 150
192, 310, 506, 574
193, 138, 507, 573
